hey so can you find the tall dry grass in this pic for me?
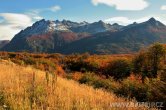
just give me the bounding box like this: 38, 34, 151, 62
0, 60, 153, 110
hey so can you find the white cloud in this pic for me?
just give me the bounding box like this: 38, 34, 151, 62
32, 16, 43, 20
105, 17, 132, 25
49, 5, 61, 12
161, 5, 166, 10
26, 5, 61, 20
0, 13, 33, 40
105, 15, 166, 25
29, 5, 61, 15
92, 0, 149, 11
26, 9, 43, 20
0, 13, 32, 26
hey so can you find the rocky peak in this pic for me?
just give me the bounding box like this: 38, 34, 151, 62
111, 23, 124, 30
61, 20, 81, 28
148, 17, 156, 23
96, 20, 106, 26
133, 22, 137, 25
146, 17, 164, 26
112, 23, 119, 26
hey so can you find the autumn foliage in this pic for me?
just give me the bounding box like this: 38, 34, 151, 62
0, 43, 166, 109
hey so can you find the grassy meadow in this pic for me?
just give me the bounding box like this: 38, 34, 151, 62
0, 60, 142, 110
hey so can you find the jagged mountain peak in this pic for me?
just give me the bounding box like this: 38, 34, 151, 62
112, 23, 119, 26
18, 19, 122, 37
55, 20, 61, 23
98, 20, 104, 23
35, 19, 46, 23
62, 19, 73, 23
70, 20, 114, 34
80, 21, 89, 26
32, 19, 55, 28
19, 19, 70, 37
94, 20, 108, 26
146, 17, 158, 25
133, 22, 137, 25
61, 19, 82, 28
111, 23, 124, 30
145, 17, 165, 26
148, 17, 156, 22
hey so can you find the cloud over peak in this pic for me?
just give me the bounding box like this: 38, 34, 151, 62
92, 0, 149, 11
0, 13, 32, 26
0, 13, 33, 40
0, 5, 62, 40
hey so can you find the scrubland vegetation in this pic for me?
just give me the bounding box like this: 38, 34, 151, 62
0, 43, 165, 109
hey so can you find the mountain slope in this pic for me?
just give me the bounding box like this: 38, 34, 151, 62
0, 40, 10, 49
2, 31, 90, 53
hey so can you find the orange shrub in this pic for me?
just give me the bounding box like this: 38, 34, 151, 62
72, 72, 83, 81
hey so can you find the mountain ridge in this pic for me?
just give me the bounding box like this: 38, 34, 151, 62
1, 17, 166, 54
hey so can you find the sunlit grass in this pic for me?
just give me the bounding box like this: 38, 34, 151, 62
0, 60, 152, 110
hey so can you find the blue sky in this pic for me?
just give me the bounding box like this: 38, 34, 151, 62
0, 0, 166, 40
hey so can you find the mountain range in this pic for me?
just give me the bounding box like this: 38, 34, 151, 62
1, 17, 166, 54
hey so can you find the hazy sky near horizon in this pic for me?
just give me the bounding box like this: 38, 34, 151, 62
0, 0, 166, 40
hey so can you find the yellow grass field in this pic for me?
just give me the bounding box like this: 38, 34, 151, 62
0, 60, 154, 110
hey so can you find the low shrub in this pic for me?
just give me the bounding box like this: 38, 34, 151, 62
78, 73, 94, 84
24, 57, 36, 65
104, 59, 131, 80
78, 73, 117, 90
114, 78, 148, 101
146, 79, 166, 107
